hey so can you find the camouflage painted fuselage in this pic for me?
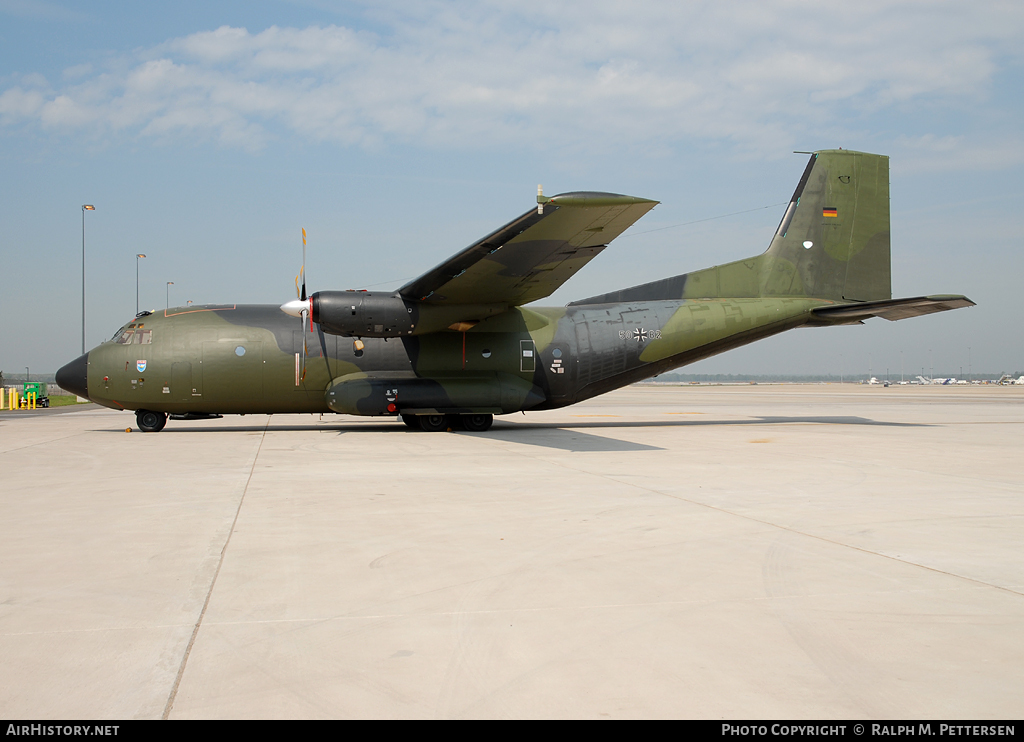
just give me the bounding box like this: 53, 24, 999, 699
79, 296, 830, 417
59, 149, 974, 421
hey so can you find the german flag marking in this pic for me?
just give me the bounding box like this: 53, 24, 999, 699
823, 207, 838, 217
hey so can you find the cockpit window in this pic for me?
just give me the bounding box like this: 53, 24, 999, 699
113, 329, 153, 344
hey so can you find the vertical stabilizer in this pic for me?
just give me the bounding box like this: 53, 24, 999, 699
568, 149, 892, 306
761, 150, 890, 301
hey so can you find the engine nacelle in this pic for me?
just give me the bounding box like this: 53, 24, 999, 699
312, 291, 414, 338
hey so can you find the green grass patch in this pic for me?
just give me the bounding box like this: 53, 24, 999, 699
47, 395, 91, 407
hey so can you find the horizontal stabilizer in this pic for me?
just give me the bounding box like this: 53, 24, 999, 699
810, 295, 975, 323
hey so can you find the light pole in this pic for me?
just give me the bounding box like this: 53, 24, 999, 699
166, 281, 174, 310
136, 254, 146, 315
81, 205, 95, 354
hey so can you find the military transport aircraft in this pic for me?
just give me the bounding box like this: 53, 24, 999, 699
56, 150, 974, 432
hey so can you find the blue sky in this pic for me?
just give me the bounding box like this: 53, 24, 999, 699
1, 0, 1022, 378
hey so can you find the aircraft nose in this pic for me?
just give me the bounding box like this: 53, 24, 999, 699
56, 353, 89, 399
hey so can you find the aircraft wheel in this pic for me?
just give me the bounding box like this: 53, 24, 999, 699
136, 409, 167, 433
418, 414, 449, 432
400, 414, 421, 430
461, 414, 493, 432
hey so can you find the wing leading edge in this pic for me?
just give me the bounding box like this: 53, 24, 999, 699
399, 192, 657, 306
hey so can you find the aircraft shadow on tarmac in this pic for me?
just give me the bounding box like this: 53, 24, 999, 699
102, 421, 662, 452
481, 428, 664, 452
94, 414, 926, 453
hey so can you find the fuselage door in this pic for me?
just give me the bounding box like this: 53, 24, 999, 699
171, 362, 193, 402
520, 339, 536, 373
541, 343, 573, 402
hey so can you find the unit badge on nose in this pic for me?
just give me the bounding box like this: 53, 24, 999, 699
137, 360, 147, 372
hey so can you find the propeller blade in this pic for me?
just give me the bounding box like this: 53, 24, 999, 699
301, 319, 307, 380
281, 229, 315, 383
300, 228, 307, 301
299, 305, 308, 382
317, 322, 331, 380
300, 229, 310, 379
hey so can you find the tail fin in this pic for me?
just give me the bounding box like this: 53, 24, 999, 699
570, 149, 891, 305
761, 150, 890, 301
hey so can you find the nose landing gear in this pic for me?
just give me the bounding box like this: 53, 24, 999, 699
136, 409, 167, 432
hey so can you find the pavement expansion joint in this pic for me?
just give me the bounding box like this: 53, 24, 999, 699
503, 450, 1024, 600
160, 417, 270, 720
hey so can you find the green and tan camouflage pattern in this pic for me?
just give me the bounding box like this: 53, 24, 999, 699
61, 150, 974, 421
574, 150, 891, 304
401, 193, 658, 306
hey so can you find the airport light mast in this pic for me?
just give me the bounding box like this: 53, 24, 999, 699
136, 254, 146, 315
81, 205, 95, 355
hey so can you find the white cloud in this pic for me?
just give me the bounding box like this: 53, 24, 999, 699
62, 63, 93, 80
1, 1, 1021, 156
0, 86, 45, 119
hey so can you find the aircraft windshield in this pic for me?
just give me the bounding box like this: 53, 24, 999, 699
110, 326, 152, 344
110, 324, 131, 341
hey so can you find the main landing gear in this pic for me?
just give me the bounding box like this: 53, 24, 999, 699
461, 414, 494, 432
400, 413, 493, 432
136, 409, 168, 433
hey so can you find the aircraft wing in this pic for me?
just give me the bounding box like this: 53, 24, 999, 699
811, 295, 975, 322
399, 192, 658, 306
